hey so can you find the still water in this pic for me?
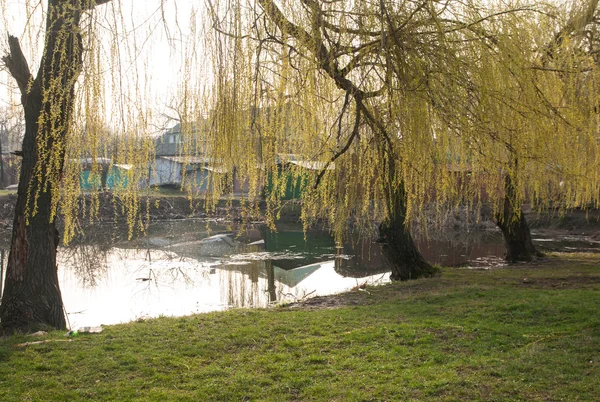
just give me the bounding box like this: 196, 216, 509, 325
55, 220, 396, 328
1, 220, 591, 328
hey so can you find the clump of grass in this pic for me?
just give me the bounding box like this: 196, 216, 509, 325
1, 252, 599, 401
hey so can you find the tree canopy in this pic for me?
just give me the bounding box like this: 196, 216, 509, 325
1, 0, 597, 236
195, 0, 600, 234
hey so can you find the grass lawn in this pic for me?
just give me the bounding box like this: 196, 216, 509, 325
0, 189, 17, 196
1, 252, 599, 401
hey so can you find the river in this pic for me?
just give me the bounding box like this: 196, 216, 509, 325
0, 219, 597, 328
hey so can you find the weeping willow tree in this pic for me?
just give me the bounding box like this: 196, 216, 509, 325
195, 0, 600, 276
425, 3, 557, 262
0, 0, 115, 332
455, 0, 600, 261
198, 0, 474, 280
546, 0, 600, 212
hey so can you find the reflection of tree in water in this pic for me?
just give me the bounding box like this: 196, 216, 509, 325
413, 226, 500, 247
413, 228, 505, 267
60, 244, 109, 288
266, 260, 276, 303
59, 222, 131, 288
333, 226, 505, 275
222, 260, 262, 308
222, 241, 263, 307
66, 221, 125, 249
0, 249, 5, 300
131, 251, 209, 298
221, 258, 323, 307
334, 238, 388, 278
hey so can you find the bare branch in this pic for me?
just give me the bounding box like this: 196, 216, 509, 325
2, 35, 32, 96
258, 0, 362, 95
314, 95, 362, 188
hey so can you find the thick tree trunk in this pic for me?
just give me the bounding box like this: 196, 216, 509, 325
380, 183, 438, 281
101, 166, 109, 189
0, 1, 95, 333
0, 81, 69, 332
496, 208, 540, 262
496, 175, 542, 263
0, 180, 65, 331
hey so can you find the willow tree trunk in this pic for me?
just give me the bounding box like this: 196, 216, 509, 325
0, 1, 102, 333
496, 175, 542, 263
0, 134, 4, 189
0, 142, 66, 331
380, 182, 438, 281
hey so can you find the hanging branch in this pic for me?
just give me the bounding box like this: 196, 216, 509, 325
314, 95, 362, 188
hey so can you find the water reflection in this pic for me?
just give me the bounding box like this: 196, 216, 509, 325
60, 245, 109, 288
2, 221, 595, 327
0, 249, 5, 301
414, 230, 507, 268
51, 221, 397, 327
55, 245, 389, 328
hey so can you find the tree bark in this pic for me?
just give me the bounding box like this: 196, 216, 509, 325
0, 132, 4, 189
495, 175, 542, 263
0, 80, 68, 332
379, 182, 438, 281
0, 1, 101, 333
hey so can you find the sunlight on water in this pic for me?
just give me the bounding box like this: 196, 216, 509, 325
5, 221, 592, 328
58, 247, 390, 328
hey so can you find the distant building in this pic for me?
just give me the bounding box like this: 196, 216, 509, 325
77, 158, 132, 191
149, 122, 233, 194
150, 105, 331, 198
263, 154, 334, 200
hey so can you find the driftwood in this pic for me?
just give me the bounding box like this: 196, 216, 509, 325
15, 339, 73, 348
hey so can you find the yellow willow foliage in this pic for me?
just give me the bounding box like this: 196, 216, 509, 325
0, 1, 187, 244
190, 0, 600, 241
2, 0, 599, 246
195, 0, 455, 237
459, 7, 600, 216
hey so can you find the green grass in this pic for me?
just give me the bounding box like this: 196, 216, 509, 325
142, 186, 188, 197
0, 189, 17, 196
1, 252, 599, 401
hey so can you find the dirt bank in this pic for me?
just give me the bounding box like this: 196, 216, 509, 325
0, 192, 304, 244
0, 192, 597, 239
0, 192, 272, 224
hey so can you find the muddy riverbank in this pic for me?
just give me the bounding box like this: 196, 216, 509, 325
0, 192, 598, 242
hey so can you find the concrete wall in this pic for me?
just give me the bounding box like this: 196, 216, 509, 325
149, 157, 183, 187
